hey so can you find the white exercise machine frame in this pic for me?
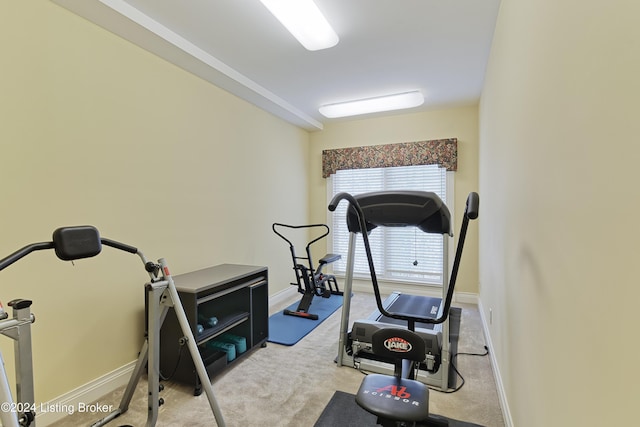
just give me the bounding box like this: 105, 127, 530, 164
329, 191, 479, 392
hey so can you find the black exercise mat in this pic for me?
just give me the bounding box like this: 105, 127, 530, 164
314, 391, 484, 427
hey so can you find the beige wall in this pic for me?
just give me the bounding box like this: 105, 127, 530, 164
480, 0, 640, 425
1, 1, 309, 402
309, 106, 480, 295
11, 1, 638, 424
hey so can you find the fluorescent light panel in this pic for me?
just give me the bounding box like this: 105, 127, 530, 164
319, 91, 425, 118
260, 0, 338, 51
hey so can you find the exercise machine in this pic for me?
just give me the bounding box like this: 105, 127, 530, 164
356, 327, 455, 426
329, 191, 479, 394
272, 223, 342, 320
0, 300, 35, 427
0, 226, 226, 427
329, 191, 479, 425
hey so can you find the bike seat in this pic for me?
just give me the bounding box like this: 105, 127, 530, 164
319, 254, 341, 265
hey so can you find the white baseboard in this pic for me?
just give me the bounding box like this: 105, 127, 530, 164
452, 291, 478, 305
477, 299, 514, 427
269, 279, 478, 305
37, 361, 136, 426
268, 286, 298, 308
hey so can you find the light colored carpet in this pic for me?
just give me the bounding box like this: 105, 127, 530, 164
50, 292, 504, 427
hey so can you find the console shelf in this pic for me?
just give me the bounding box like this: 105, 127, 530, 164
159, 264, 268, 395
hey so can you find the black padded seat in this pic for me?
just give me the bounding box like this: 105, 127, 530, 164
356, 373, 430, 422
319, 253, 341, 265
355, 328, 431, 424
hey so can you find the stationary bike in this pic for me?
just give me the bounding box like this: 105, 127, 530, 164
272, 223, 342, 320
328, 191, 479, 426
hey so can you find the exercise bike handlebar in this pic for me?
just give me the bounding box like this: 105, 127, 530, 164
0, 242, 55, 272
100, 238, 138, 255
329, 191, 479, 327
0, 226, 154, 278
466, 192, 480, 220
272, 223, 331, 249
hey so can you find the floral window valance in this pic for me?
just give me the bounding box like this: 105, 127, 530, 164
322, 138, 457, 178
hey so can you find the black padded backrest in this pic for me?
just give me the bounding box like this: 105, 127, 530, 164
345, 191, 452, 236
371, 328, 426, 363
52, 226, 102, 261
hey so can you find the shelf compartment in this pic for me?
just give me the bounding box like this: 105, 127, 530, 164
158, 264, 268, 394
197, 311, 249, 344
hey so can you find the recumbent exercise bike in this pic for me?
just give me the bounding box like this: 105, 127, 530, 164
272, 223, 342, 320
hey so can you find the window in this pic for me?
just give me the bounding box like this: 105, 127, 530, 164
328, 164, 451, 286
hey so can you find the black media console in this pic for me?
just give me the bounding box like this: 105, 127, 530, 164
158, 264, 269, 395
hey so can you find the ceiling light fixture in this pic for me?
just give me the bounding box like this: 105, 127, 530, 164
319, 91, 425, 118
260, 0, 339, 51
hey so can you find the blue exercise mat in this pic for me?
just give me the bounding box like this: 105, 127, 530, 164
268, 295, 344, 346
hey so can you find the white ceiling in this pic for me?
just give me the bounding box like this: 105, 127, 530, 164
51, 0, 501, 131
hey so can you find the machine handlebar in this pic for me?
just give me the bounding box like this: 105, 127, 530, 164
100, 238, 138, 254
466, 191, 479, 220
272, 223, 331, 250
0, 226, 144, 273
328, 191, 479, 327
328, 192, 359, 213
0, 242, 55, 272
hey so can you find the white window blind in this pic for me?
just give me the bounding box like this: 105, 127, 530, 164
330, 164, 448, 285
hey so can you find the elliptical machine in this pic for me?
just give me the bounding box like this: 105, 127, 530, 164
272, 223, 342, 320
328, 191, 479, 426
